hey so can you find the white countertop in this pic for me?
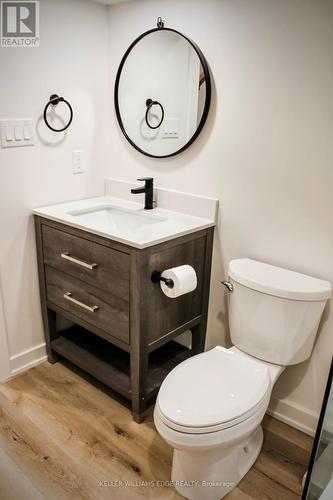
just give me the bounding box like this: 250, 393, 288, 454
33, 196, 215, 249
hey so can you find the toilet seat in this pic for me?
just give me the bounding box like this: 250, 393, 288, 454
156, 392, 270, 434
157, 346, 271, 434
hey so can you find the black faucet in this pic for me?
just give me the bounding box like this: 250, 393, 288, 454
131, 177, 154, 210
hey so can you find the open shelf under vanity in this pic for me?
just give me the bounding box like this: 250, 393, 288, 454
51, 325, 192, 402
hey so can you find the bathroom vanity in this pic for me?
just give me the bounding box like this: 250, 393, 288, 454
34, 196, 215, 421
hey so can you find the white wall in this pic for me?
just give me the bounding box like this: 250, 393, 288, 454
0, 0, 110, 371
108, 0, 333, 434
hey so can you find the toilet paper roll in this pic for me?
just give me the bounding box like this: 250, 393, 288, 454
160, 265, 197, 299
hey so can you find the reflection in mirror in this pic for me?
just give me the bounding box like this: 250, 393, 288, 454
115, 25, 211, 158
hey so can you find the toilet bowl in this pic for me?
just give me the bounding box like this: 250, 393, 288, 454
154, 258, 331, 500
154, 346, 283, 499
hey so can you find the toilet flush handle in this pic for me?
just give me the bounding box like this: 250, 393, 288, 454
221, 281, 234, 292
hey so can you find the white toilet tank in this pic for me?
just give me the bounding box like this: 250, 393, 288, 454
227, 259, 331, 366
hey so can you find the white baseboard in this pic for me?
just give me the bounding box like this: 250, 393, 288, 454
268, 396, 318, 437
9, 343, 47, 378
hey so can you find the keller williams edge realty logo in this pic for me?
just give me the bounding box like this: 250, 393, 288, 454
1, 1, 39, 47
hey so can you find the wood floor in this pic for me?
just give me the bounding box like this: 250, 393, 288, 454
0, 361, 313, 500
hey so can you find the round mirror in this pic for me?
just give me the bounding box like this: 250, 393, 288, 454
115, 20, 211, 158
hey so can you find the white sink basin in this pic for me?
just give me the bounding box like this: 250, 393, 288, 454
33, 196, 215, 248
68, 205, 167, 233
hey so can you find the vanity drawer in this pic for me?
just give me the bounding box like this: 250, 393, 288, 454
42, 225, 130, 301
45, 266, 129, 344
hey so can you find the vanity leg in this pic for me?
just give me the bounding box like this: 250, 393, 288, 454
131, 349, 148, 423
130, 250, 150, 423
46, 309, 58, 364
133, 411, 145, 424
191, 323, 206, 355
35, 217, 58, 364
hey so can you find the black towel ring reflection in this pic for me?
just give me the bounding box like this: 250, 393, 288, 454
145, 98, 164, 129
43, 94, 73, 132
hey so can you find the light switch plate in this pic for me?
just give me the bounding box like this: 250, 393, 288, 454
0, 119, 34, 148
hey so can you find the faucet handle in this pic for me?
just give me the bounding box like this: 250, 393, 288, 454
137, 177, 153, 185
137, 177, 154, 188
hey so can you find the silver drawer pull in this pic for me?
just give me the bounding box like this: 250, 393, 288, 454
61, 252, 98, 270
63, 292, 99, 313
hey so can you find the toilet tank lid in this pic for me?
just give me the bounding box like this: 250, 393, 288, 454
228, 259, 332, 301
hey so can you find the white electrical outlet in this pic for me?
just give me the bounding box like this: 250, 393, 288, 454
162, 118, 180, 139
72, 150, 85, 174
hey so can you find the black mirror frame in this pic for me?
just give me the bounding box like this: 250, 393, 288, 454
114, 23, 211, 159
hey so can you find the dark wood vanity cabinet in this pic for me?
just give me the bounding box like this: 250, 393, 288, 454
35, 216, 214, 422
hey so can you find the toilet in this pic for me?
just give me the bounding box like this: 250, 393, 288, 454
154, 258, 331, 500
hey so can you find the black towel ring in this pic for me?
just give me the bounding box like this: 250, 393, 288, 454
145, 98, 164, 129
43, 94, 73, 132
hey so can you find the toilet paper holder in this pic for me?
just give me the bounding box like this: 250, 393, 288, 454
151, 271, 174, 289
